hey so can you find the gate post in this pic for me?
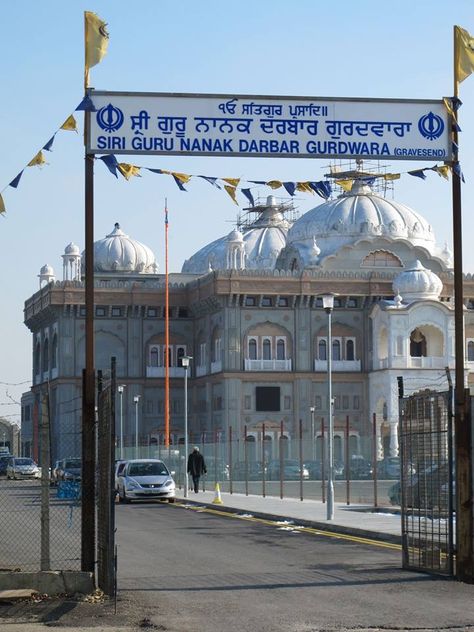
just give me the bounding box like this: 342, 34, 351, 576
456, 392, 474, 582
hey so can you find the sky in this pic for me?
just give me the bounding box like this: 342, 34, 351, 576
0, 0, 473, 427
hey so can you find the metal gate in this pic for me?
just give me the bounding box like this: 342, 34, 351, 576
399, 388, 454, 575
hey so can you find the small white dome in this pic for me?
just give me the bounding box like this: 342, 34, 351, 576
40, 264, 54, 276
64, 242, 80, 256
227, 228, 244, 243
88, 223, 158, 274
393, 260, 443, 302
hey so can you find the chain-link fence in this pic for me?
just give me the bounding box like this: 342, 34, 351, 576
121, 415, 403, 507
0, 394, 81, 571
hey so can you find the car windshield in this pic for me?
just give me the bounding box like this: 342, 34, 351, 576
128, 462, 168, 477
64, 459, 81, 468
16, 458, 33, 465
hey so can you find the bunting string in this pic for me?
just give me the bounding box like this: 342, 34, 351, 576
0, 99, 459, 217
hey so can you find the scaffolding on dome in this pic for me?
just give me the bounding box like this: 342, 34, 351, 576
325, 158, 396, 199
236, 196, 300, 231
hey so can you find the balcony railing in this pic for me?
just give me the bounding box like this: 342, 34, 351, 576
375, 356, 455, 370
244, 359, 292, 371
314, 359, 361, 372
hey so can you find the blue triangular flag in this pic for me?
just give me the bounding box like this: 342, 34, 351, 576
248, 180, 266, 185
309, 180, 331, 199
283, 182, 297, 196
9, 171, 24, 188
198, 175, 221, 189
172, 175, 187, 191
408, 169, 427, 180
241, 188, 255, 206
76, 95, 97, 112
43, 136, 55, 152
453, 162, 465, 183
452, 96, 462, 111
147, 168, 166, 174
99, 154, 119, 178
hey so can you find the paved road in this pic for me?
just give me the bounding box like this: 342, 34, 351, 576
116, 500, 474, 632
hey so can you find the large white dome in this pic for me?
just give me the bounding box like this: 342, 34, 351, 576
284, 181, 439, 267
90, 223, 158, 274
181, 196, 290, 274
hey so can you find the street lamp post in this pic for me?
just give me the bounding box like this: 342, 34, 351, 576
310, 406, 315, 461
181, 355, 193, 498
117, 385, 126, 459
322, 293, 335, 521
133, 395, 140, 459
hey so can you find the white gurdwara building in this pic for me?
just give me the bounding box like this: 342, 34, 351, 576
20, 179, 474, 463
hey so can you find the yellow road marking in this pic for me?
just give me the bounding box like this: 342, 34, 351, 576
172, 502, 401, 551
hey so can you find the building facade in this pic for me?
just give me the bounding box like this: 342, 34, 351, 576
20, 179, 474, 464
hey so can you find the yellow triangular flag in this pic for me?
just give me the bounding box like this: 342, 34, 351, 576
84, 11, 109, 86
224, 185, 238, 205
433, 165, 451, 180
383, 173, 401, 181
28, 151, 47, 167
61, 115, 78, 132
171, 172, 192, 184
117, 163, 141, 180
0, 194, 5, 214
296, 182, 315, 194
335, 179, 353, 191
455, 25, 474, 84
266, 180, 283, 189
222, 177, 240, 188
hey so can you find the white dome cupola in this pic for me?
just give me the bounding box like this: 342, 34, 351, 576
88, 223, 158, 274
38, 264, 55, 288
62, 242, 81, 281
392, 260, 443, 302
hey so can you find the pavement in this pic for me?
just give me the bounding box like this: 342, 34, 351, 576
174, 487, 402, 544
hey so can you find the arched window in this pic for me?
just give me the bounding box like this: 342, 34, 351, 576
318, 339, 327, 361
34, 341, 41, 375
51, 333, 58, 369
176, 347, 185, 367
361, 250, 402, 267
150, 346, 159, 367
410, 328, 426, 357
42, 338, 49, 373
249, 338, 257, 360
263, 339, 271, 360
468, 341, 474, 361
276, 339, 285, 360
346, 339, 355, 361
332, 339, 341, 361
279, 434, 289, 459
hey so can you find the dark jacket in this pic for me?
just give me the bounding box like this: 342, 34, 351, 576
187, 451, 207, 477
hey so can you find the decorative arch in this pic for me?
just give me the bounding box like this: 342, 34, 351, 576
361, 250, 403, 268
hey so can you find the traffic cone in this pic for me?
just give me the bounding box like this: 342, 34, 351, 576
212, 482, 224, 504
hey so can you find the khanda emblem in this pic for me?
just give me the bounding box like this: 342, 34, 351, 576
97, 103, 124, 133
418, 111, 444, 141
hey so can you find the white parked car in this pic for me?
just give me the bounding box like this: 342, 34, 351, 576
117, 459, 175, 503
6, 457, 41, 480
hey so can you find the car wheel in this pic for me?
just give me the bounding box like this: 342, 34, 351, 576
121, 489, 131, 504
168, 498, 175, 503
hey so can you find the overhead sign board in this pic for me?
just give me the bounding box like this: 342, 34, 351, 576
87, 91, 451, 161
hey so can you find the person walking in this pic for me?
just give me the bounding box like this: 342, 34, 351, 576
187, 447, 207, 493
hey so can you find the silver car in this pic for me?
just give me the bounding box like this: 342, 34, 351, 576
117, 459, 175, 503
6, 457, 41, 480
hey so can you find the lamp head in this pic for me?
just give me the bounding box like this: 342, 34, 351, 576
133, 395, 140, 403
320, 293, 336, 312
181, 355, 193, 368
310, 406, 315, 413
118, 384, 125, 393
